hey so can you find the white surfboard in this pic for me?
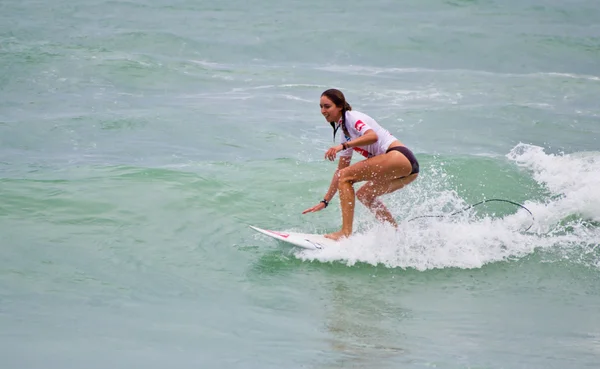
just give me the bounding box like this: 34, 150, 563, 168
249, 225, 338, 250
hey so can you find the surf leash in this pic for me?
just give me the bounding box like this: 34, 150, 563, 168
406, 198, 535, 232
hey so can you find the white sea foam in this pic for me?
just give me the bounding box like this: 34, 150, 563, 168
507, 143, 600, 225
295, 144, 600, 270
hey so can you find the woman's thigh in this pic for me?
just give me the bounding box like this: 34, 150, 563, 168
339, 150, 412, 184
357, 173, 418, 200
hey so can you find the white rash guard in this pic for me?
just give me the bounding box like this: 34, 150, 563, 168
336, 110, 397, 159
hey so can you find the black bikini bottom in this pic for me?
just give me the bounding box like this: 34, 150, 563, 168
386, 146, 420, 176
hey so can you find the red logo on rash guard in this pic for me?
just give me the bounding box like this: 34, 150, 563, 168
354, 147, 370, 158
354, 120, 366, 132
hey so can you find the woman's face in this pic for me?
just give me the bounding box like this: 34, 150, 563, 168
320, 95, 343, 123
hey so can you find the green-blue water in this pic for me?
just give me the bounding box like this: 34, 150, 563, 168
1, 0, 599, 368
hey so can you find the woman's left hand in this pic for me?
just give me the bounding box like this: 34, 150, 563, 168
325, 145, 342, 161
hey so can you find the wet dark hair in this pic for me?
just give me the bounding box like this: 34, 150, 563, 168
321, 89, 352, 141
321, 89, 352, 112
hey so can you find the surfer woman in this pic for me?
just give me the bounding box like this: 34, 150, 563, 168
302, 89, 419, 241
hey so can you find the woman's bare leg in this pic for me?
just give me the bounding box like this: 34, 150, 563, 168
325, 151, 413, 240
356, 174, 418, 226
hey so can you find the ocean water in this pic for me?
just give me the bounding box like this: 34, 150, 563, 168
1, 0, 599, 368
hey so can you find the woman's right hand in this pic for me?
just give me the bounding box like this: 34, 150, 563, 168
302, 202, 326, 214
325, 145, 343, 161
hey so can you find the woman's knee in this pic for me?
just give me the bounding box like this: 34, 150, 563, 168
337, 168, 355, 185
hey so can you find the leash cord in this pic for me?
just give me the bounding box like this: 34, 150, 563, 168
406, 198, 535, 232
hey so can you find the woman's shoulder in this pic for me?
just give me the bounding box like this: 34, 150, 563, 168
346, 110, 376, 123
346, 110, 371, 120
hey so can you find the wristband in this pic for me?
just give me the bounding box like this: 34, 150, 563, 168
320, 199, 329, 208
342, 142, 349, 150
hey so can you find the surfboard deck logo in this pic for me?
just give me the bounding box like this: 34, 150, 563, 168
249, 225, 338, 250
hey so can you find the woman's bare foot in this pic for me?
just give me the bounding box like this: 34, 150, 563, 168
324, 230, 349, 241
